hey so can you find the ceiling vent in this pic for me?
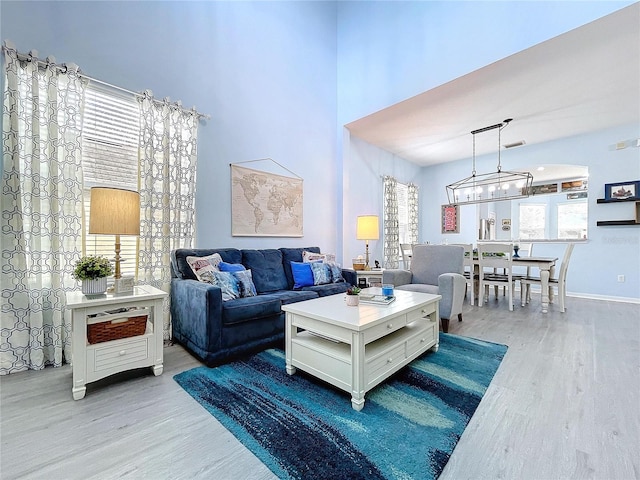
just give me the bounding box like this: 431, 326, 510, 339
504, 140, 526, 149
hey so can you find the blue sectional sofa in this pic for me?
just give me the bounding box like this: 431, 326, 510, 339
170, 246, 356, 366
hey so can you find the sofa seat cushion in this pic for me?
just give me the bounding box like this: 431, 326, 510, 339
396, 283, 439, 295
242, 249, 289, 293
221, 295, 282, 326
264, 289, 319, 305
303, 282, 350, 297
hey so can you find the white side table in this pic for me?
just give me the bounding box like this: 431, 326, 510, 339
66, 285, 167, 400
355, 269, 384, 288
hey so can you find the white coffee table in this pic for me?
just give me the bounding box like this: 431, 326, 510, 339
282, 288, 441, 411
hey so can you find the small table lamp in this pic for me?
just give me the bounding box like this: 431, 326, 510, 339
89, 187, 140, 289
356, 215, 379, 271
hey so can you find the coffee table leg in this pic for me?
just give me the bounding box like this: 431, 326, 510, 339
351, 331, 366, 411
285, 312, 296, 375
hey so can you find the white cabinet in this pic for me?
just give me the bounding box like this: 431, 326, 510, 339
356, 269, 384, 288
66, 285, 167, 400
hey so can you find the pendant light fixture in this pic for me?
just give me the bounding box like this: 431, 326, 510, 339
446, 118, 533, 205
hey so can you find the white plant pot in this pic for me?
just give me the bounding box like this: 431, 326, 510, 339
81, 277, 108, 295
346, 295, 359, 306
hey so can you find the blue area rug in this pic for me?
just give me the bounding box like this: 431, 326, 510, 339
174, 333, 507, 480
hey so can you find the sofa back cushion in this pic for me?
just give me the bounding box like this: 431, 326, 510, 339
279, 247, 321, 289
241, 249, 288, 293
171, 248, 242, 280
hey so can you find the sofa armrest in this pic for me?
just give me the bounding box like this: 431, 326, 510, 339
437, 273, 466, 320
170, 278, 223, 353
383, 269, 413, 287
341, 268, 357, 286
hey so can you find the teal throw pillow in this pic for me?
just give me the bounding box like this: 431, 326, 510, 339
310, 262, 331, 285
291, 261, 314, 289
201, 270, 240, 301
326, 261, 345, 283
219, 261, 246, 272
233, 269, 257, 297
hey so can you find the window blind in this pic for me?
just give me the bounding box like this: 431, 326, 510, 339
82, 84, 140, 277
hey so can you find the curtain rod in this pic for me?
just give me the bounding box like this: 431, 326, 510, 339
2, 40, 211, 120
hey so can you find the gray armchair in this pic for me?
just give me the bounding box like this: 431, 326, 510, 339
382, 244, 466, 333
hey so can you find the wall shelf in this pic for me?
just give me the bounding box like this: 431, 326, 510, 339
596, 197, 640, 226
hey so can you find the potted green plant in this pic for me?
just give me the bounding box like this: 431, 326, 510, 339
346, 286, 361, 306
73, 255, 113, 295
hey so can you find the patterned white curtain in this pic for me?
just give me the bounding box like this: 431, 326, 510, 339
138, 91, 198, 340
408, 182, 419, 244
1, 46, 85, 374
383, 175, 399, 268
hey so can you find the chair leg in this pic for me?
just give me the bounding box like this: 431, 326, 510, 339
441, 318, 450, 333
508, 285, 513, 311
521, 283, 526, 307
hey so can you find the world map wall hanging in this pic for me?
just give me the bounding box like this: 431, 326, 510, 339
230, 160, 303, 237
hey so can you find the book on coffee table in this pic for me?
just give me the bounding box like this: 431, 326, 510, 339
359, 294, 396, 305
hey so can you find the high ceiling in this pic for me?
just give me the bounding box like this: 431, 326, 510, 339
345, 4, 640, 168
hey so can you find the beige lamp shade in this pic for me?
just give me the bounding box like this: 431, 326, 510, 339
356, 215, 380, 240
89, 187, 140, 235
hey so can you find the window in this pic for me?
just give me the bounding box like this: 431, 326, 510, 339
557, 202, 587, 239
81, 84, 140, 277
519, 203, 546, 239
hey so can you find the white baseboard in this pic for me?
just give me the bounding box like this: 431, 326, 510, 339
517, 285, 640, 305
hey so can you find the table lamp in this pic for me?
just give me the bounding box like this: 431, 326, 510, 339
89, 187, 140, 292
356, 215, 379, 271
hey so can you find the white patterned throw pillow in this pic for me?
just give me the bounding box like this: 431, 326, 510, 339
186, 253, 223, 282
302, 251, 336, 263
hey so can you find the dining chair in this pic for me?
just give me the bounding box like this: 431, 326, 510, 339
495, 242, 533, 297
520, 243, 574, 312
400, 243, 413, 270
477, 242, 516, 311
511, 242, 533, 288
451, 243, 475, 305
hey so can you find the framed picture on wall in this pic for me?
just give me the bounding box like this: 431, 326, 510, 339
441, 204, 459, 234
604, 181, 639, 200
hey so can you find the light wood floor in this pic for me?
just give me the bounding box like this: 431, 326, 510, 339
1, 295, 639, 480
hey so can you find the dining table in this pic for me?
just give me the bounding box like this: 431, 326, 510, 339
471, 254, 558, 313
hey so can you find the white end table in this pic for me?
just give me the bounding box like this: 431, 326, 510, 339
66, 285, 167, 400
355, 268, 384, 288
